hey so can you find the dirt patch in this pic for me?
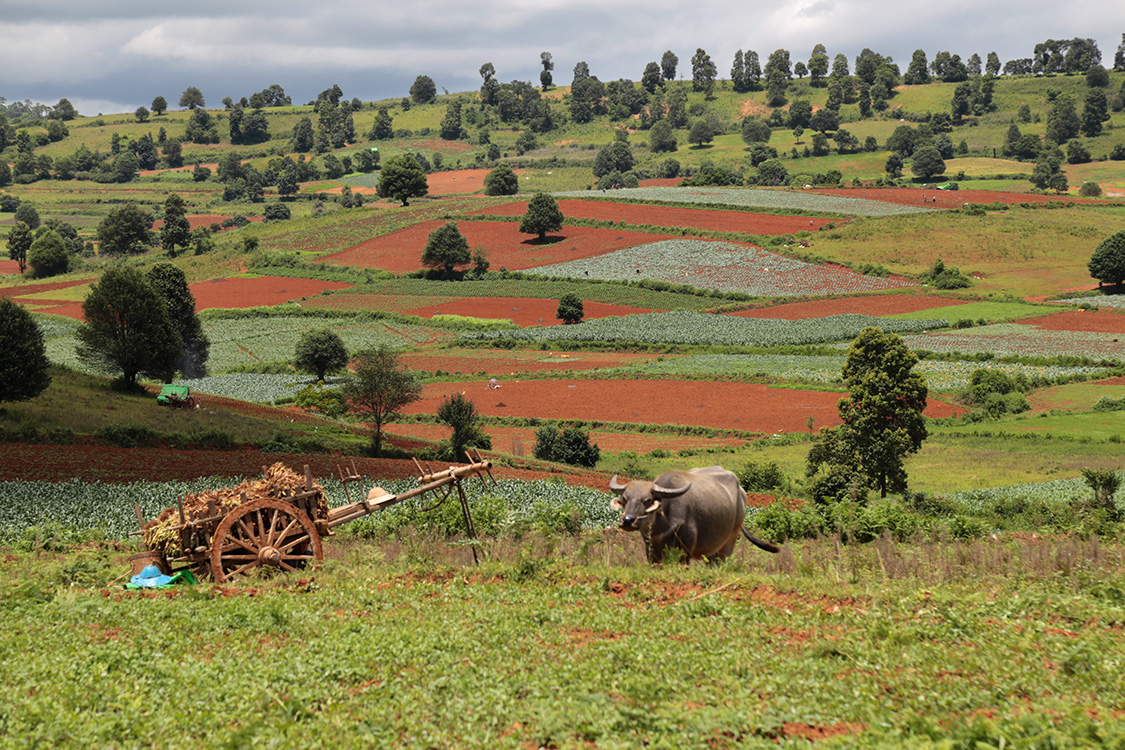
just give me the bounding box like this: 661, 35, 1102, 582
385, 423, 747, 455
781, 722, 865, 741
403, 379, 962, 432
807, 186, 1100, 208
402, 296, 658, 326
187, 276, 353, 310
1016, 309, 1125, 334
0, 260, 23, 275
317, 221, 671, 274
728, 293, 972, 320
426, 168, 518, 196
153, 214, 259, 231
0, 278, 95, 299
473, 200, 840, 235
638, 178, 684, 188
400, 349, 667, 374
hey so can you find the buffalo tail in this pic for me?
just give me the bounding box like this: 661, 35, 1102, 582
740, 526, 781, 553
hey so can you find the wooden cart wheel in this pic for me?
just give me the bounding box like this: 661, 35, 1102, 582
184, 396, 196, 409
209, 498, 323, 583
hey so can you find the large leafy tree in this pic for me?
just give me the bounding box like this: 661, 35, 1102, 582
422, 222, 470, 275
76, 266, 181, 388
378, 154, 428, 206
660, 50, 678, 81
160, 194, 192, 256
519, 192, 564, 240
437, 392, 491, 461
342, 347, 422, 456
146, 263, 209, 379
179, 86, 205, 110
483, 163, 518, 196
1089, 230, 1125, 287
0, 298, 51, 404
6, 221, 32, 273
409, 75, 437, 104
808, 328, 929, 499
97, 203, 154, 255
294, 328, 348, 381
910, 146, 946, 180
556, 293, 584, 324
27, 229, 68, 278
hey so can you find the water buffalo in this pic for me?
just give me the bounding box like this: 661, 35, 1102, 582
609, 465, 780, 564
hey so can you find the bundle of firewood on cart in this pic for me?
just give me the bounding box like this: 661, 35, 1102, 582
129, 455, 496, 583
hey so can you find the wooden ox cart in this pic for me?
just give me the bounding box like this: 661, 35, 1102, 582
130, 455, 496, 583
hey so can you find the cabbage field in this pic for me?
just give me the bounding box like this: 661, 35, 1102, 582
553, 187, 938, 217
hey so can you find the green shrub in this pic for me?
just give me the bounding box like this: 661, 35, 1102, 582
96, 424, 161, 448
737, 460, 786, 492
533, 425, 600, 468
748, 501, 824, 541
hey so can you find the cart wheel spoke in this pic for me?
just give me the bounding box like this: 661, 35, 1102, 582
210, 498, 323, 583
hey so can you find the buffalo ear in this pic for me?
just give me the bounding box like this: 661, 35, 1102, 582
610, 496, 625, 511
645, 499, 661, 514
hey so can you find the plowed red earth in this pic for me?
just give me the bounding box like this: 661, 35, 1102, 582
808, 187, 1099, 208
386, 424, 747, 454
728, 293, 971, 320
153, 214, 260, 231
188, 276, 354, 310
1015, 309, 1125, 333
0, 278, 94, 299
0, 443, 614, 489
317, 221, 670, 273
0, 260, 21, 275
426, 168, 512, 196
403, 380, 962, 432
400, 349, 666, 374
473, 200, 839, 234
402, 296, 657, 326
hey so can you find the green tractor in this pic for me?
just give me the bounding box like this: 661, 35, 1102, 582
156, 384, 196, 409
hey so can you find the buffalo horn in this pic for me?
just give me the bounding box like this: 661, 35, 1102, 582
652, 480, 691, 498
608, 475, 628, 494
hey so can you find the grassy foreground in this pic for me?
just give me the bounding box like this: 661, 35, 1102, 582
3, 534, 1125, 748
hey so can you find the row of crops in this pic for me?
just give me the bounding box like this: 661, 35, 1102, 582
554, 187, 938, 217
899, 324, 1125, 362
531, 239, 916, 296
1, 472, 1105, 543
460, 310, 946, 348
0, 476, 618, 542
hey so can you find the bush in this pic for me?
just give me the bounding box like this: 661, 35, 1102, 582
96, 424, 161, 448
922, 257, 971, 289
263, 203, 291, 221
748, 501, 824, 542
533, 425, 600, 467
737, 460, 785, 492
1079, 181, 1103, 197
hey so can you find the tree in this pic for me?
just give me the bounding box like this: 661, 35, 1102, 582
1082, 89, 1110, 137
1046, 94, 1080, 144
14, 203, 40, 230
422, 222, 470, 275
437, 392, 491, 461
690, 48, 716, 96
1087, 64, 1110, 88
7, 221, 32, 273
410, 75, 437, 104
483, 163, 518, 196
377, 154, 429, 206
904, 49, 931, 85
97, 203, 154, 255
649, 120, 677, 153
1089, 230, 1125, 286
910, 146, 946, 180
0, 298, 51, 404
740, 117, 771, 144
533, 425, 600, 467
342, 347, 422, 456
661, 50, 678, 81
145, 263, 209, 379
134, 106, 150, 123
519, 192, 564, 240
687, 120, 714, 147
151, 95, 167, 115
77, 267, 181, 388
808, 45, 829, 87
369, 108, 393, 140
294, 328, 348, 382
557, 293, 584, 324
641, 62, 663, 93
179, 86, 205, 109
757, 158, 788, 186
540, 51, 555, 90
27, 230, 68, 278
160, 193, 191, 257
808, 327, 928, 498
440, 100, 463, 140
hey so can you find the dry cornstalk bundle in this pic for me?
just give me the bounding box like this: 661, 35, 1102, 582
143, 462, 328, 557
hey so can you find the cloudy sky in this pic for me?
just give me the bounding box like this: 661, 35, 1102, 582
2, 0, 1124, 116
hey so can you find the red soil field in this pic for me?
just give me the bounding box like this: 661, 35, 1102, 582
808, 187, 1100, 209
0, 277, 94, 299
1015, 309, 1125, 334
427, 168, 509, 196
188, 276, 354, 310
402, 296, 658, 326
638, 178, 685, 188
317, 221, 671, 273
0, 443, 614, 490
473, 200, 839, 235
727, 293, 972, 320
153, 214, 258, 231
385, 423, 747, 454
403, 379, 962, 433
400, 349, 668, 374
0, 260, 22, 275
